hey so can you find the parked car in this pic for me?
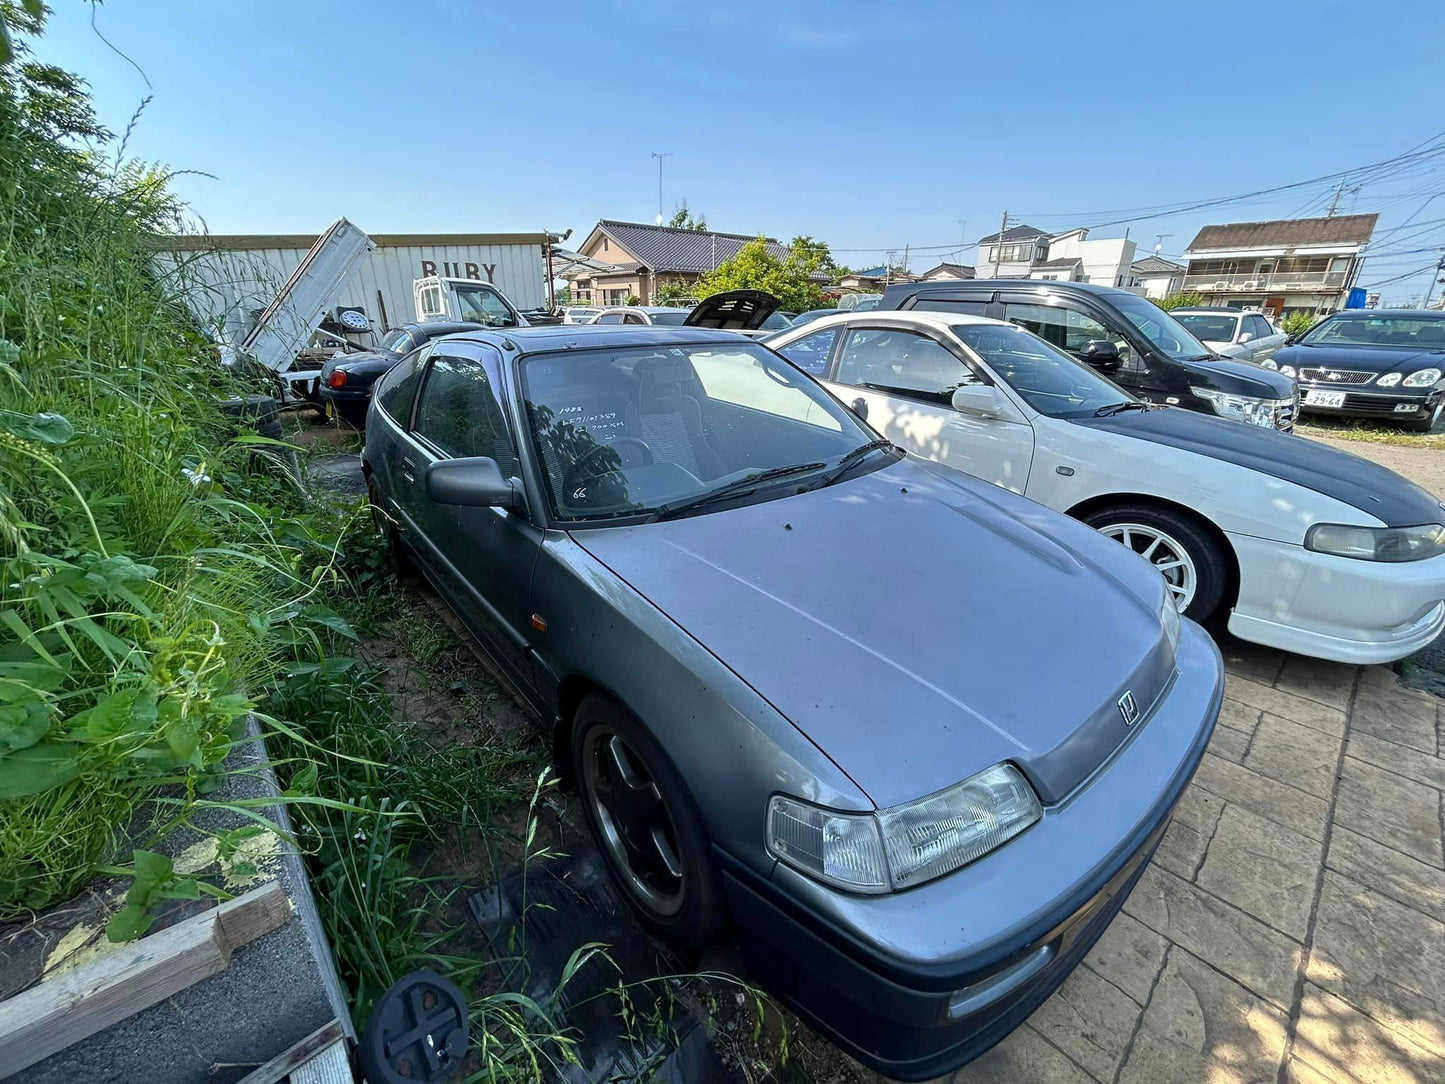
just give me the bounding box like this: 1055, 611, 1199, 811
319, 321, 489, 427
362, 323, 1222, 1080
593, 292, 794, 338
563, 307, 601, 324
880, 281, 1299, 430
768, 310, 1445, 663
1270, 309, 1445, 433
1171, 307, 1288, 364
590, 305, 694, 326
790, 307, 843, 327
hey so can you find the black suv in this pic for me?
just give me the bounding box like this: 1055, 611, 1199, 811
880, 280, 1298, 430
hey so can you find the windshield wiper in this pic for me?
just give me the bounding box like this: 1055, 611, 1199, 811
809, 439, 897, 490
1094, 401, 1149, 417
649, 462, 827, 522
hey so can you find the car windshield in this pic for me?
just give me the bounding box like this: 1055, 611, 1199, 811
521, 342, 873, 523
380, 328, 413, 352
1111, 293, 1213, 361
1299, 313, 1445, 349
952, 324, 1133, 418
760, 311, 793, 329
647, 310, 689, 325
1174, 313, 1240, 342
454, 283, 519, 327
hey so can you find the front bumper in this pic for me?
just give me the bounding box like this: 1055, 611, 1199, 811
721, 624, 1223, 1080
1227, 532, 1445, 663
1296, 383, 1442, 423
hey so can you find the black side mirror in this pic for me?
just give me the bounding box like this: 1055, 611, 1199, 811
1079, 339, 1122, 374
1285, 334, 1299, 345
426, 457, 519, 509
850, 397, 869, 421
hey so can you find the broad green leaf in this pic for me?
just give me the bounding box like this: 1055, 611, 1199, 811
0, 743, 82, 798
130, 849, 173, 892
0, 410, 73, 445
0, 694, 49, 750
0, 641, 71, 691
300, 604, 357, 641
160, 700, 198, 764
87, 684, 159, 742
82, 554, 159, 592
106, 902, 153, 942
285, 761, 318, 797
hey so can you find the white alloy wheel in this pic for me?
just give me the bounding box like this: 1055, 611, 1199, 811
1098, 521, 1197, 613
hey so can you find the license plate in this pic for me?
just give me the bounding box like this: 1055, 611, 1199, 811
324, 399, 335, 419
1304, 390, 1346, 408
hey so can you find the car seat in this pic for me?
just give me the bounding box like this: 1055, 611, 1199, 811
625, 357, 725, 479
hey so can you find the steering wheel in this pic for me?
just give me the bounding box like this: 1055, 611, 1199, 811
564, 437, 655, 491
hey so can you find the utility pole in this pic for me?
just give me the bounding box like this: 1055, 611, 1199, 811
1325, 180, 1360, 217
651, 152, 673, 225
1423, 253, 1445, 310
992, 211, 1008, 277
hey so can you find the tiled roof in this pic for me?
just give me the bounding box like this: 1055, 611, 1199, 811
1034, 257, 1083, 270
920, 262, 976, 278
594, 220, 792, 273
977, 223, 1050, 245
1186, 214, 1378, 252
1130, 255, 1185, 274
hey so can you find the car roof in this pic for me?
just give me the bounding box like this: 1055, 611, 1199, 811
594, 306, 690, 315
1328, 308, 1445, 317
885, 279, 1140, 301
440, 323, 753, 354
774, 309, 1008, 335
1172, 307, 1245, 314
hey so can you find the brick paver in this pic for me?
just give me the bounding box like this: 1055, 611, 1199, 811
942, 643, 1445, 1084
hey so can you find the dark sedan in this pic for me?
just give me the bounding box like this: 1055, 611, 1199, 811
1272, 309, 1445, 432
362, 323, 1222, 1079
319, 321, 485, 427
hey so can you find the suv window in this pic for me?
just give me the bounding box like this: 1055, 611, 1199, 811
907, 298, 990, 316
1004, 302, 1132, 365
596, 312, 624, 324
414, 352, 518, 475
836, 328, 979, 402
375, 345, 429, 425
775, 327, 839, 375
623, 312, 646, 325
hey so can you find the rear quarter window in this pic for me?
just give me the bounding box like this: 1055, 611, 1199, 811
375, 346, 427, 424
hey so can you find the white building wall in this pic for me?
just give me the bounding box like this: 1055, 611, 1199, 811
1136, 272, 1183, 299
1048, 237, 1137, 287
155, 236, 547, 344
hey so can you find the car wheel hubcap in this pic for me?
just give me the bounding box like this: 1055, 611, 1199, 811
581, 727, 684, 916
1099, 522, 1197, 612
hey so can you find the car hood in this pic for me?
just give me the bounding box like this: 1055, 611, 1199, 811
1274, 342, 1445, 376
571, 456, 1175, 809
321, 348, 397, 378
1076, 406, 1445, 527
1184, 355, 1295, 396
683, 290, 782, 331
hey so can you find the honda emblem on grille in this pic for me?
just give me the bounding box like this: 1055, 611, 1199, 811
1118, 690, 1140, 726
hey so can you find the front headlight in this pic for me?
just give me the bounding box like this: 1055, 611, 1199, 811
1190, 387, 1291, 428
1278, 364, 1297, 377
1377, 372, 1403, 387
766, 763, 1042, 893
1403, 368, 1442, 388
1305, 522, 1445, 562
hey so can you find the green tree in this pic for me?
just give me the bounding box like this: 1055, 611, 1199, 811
654, 279, 697, 306
1280, 310, 1317, 337
787, 235, 843, 282
1157, 290, 1204, 311
667, 201, 707, 231
693, 237, 826, 314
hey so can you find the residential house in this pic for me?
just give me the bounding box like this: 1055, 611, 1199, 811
837, 265, 917, 291
976, 225, 1136, 286
562, 220, 800, 305
1127, 255, 1186, 299
1180, 214, 1377, 318
918, 262, 976, 282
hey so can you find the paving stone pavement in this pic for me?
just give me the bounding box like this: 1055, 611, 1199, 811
923, 639, 1445, 1084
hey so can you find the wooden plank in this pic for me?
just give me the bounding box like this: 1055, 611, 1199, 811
234, 1020, 345, 1084
288, 1038, 352, 1084
0, 882, 290, 1078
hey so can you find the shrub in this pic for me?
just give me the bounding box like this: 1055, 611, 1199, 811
1157, 290, 1204, 311
1280, 310, 1317, 337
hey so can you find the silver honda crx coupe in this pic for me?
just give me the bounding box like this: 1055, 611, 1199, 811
363, 324, 1223, 1080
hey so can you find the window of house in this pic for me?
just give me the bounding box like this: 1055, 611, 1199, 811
835, 328, 979, 402
414, 353, 518, 475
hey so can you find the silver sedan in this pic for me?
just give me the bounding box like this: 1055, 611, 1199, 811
362, 324, 1223, 1079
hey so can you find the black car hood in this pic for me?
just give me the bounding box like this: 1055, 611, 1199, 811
1076, 407, 1445, 527
1274, 342, 1445, 376
683, 290, 781, 331
1184, 355, 1295, 397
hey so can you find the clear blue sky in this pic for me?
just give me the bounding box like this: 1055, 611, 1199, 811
30, 0, 1445, 302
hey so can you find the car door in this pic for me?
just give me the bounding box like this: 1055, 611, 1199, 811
391, 342, 542, 687
1249, 314, 1284, 362
823, 324, 1035, 492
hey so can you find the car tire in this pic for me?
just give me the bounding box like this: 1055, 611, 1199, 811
1081, 504, 1227, 623
571, 692, 726, 950
367, 476, 414, 579
1401, 398, 1442, 433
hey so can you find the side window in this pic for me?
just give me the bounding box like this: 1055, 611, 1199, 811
835, 328, 979, 401
907, 298, 990, 316
413, 352, 519, 476
622, 312, 646, 325
1003, 302, 1132, 366
1250, 315, 1273, 339
375, 345, 430, 425
596, 312, 624, 324
776, 327, 839, 376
